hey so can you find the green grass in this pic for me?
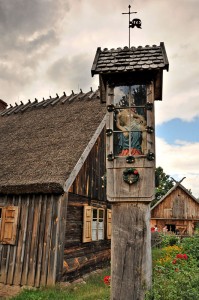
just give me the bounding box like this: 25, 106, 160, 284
12, 268, 111, 300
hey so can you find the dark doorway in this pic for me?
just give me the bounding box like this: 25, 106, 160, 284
166, 224, 176, 233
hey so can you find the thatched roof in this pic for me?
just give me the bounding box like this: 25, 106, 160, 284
0, 89, 106, 194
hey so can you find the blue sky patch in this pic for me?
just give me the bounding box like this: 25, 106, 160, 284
156, 117, 199, 144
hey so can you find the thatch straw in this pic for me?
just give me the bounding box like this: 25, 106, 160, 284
0, 90, 106, 194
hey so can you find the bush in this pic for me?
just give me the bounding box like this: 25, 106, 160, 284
181, 236, 199, 262
158, 233, 180, 248
146, 239, 199, 300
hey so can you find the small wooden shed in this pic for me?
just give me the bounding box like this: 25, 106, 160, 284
151, 181, 199, 235
0, 89, 111, 286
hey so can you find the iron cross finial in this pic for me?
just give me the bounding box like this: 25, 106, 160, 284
122, 4, 142, 48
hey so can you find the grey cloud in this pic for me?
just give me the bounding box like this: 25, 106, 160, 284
0, 0, 71, 97
0, 0, 70, 55
26, 29, 59, 52
0, 0, 70, 36
47, 53, 92, 92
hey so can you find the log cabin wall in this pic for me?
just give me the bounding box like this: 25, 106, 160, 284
0, 193, 67, 287
63, 193, 111, 281
151, 187, 199, 235
63, 130, 111, 281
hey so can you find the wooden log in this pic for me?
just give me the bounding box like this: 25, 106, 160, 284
27, 196, 42, 286
111, 202, 152, 300
20, 196, 35, 285
35, 196, 47, 287
13, 198, 29, 285
4, 245, 10, 284
40, 196, 53, 286
0, 245, 9, 283
7, 196, 21, 285
47, 199, 61, 285
17, 197, 30, 285
62, 248, 111, 281
4, 195, 12, 284
56, 193, 68, 282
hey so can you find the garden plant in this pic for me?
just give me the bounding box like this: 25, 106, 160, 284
11, 235, 199, 300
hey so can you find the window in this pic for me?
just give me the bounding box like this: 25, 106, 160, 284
113, 85, 148, 157
83, 206, 111, 243
0, 206, 19, 245
92, 208, 104, 241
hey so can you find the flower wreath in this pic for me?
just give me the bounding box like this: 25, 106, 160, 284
123, 168, 139, 185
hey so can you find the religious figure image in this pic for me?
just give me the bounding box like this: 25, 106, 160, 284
114, 89, 147, 156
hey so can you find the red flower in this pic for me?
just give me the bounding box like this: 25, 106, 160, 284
172, 259, 177, 264
134, 170, 138, 174
176, 254, 184, 259
176, 254, 188, 260
104, 275, 111, 285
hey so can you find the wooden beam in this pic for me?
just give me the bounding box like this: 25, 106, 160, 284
111, 202, 152, 300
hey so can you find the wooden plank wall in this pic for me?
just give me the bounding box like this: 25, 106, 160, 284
64, 129, 111, 281
0, 193, 67, 286
151, 187, 199, 219
69, 128, 106, 201
62, 193, 111, 282
151, 187, 199, 235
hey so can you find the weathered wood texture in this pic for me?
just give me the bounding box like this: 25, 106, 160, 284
106, 83, 155, 202
0, 193, 67, 286
151, 186, 199, 235
111, 203, 151, 300
62, 193, 111, 281
69, 128, 106, 201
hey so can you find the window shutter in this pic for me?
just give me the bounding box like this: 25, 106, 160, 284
1, 206, 19, 245
107, 209, 112, 239
83, 206, 92, 243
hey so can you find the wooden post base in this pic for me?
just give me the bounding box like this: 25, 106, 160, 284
111, 202, 152, 300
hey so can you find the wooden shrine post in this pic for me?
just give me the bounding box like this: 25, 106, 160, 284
92, 43, 169, 300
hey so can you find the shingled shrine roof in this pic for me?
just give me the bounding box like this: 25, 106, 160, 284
0, 89, 106, 194
91, 42, 169, 76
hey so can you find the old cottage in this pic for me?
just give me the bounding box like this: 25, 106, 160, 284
151, 180, 199, 235
0, 42, 170, 288
0, 89, 111, 286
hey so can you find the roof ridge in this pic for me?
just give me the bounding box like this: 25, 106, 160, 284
101, 44, 160, 52
0, 88, 99, 117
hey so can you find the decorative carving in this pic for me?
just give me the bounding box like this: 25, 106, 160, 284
129, 18, 142, 29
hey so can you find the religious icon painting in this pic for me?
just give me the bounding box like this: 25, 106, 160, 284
112, 85, 148, 157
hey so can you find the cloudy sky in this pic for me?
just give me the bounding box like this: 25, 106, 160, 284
1, 0, 199, 197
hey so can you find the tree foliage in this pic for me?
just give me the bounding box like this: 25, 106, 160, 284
152, 166, 174, 207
